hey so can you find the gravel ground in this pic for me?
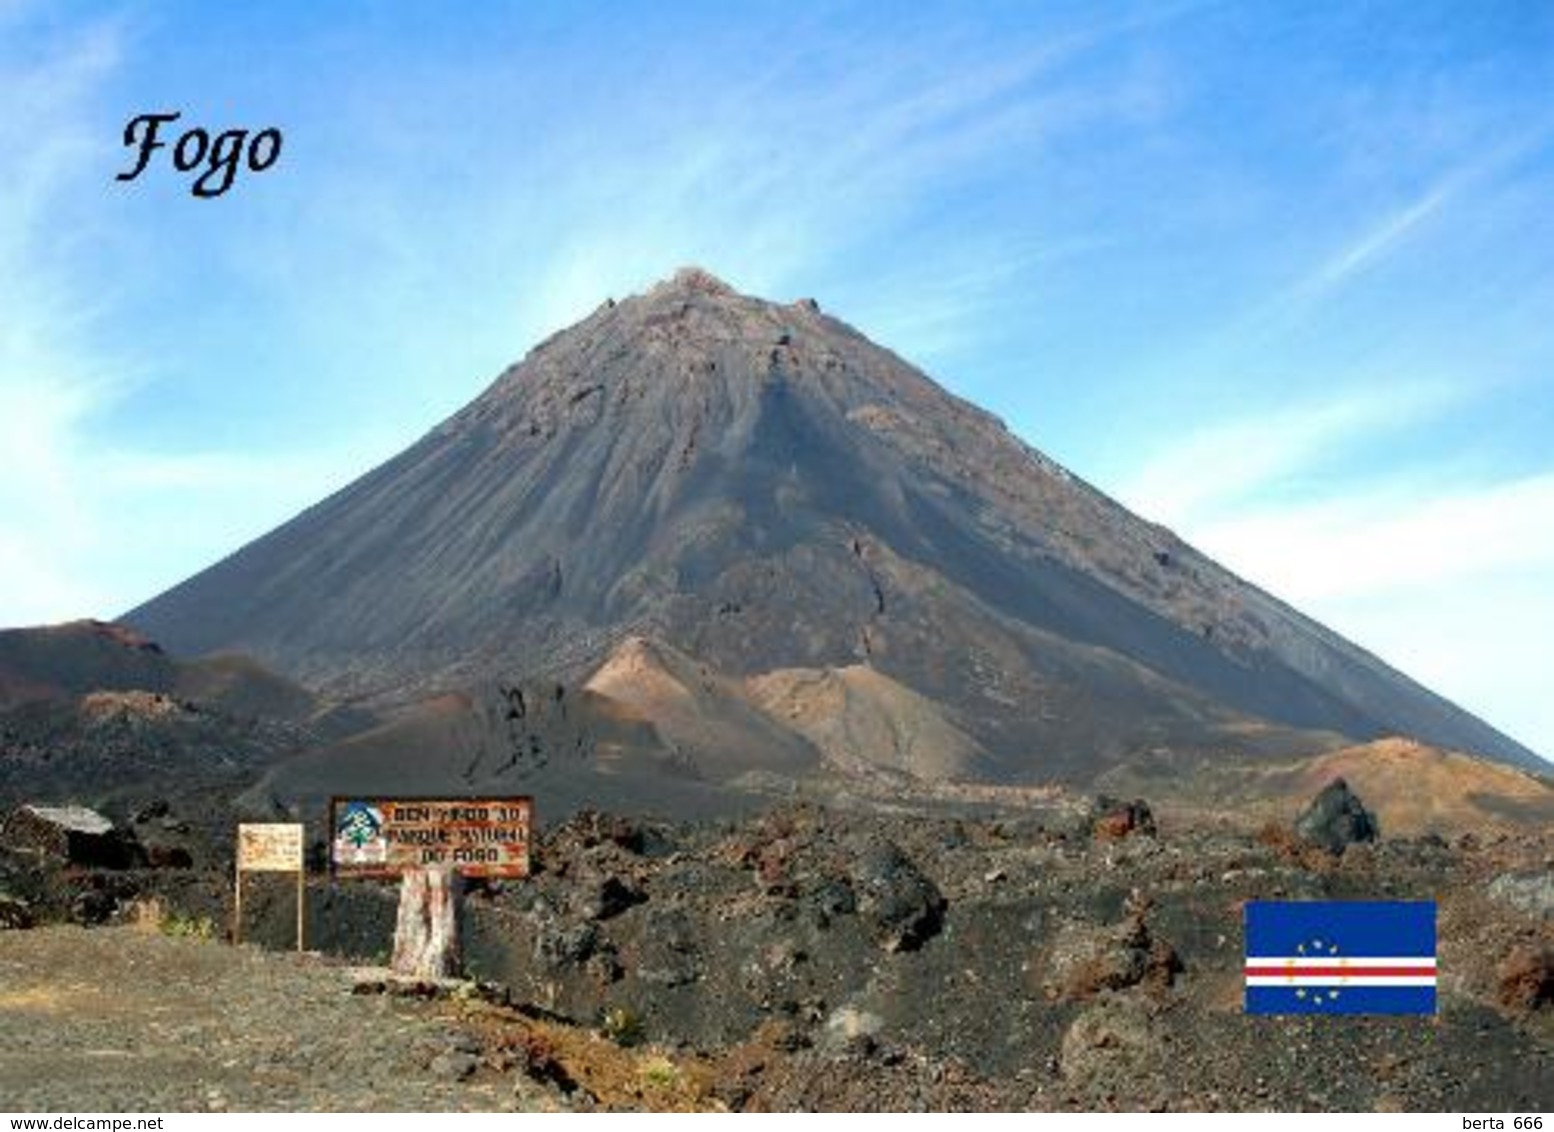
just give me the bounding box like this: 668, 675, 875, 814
0, 925, 539, 1112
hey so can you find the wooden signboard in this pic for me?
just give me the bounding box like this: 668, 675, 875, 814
233, 822, 305, 951
238, 822, 303, 872
330, 797, 533, 879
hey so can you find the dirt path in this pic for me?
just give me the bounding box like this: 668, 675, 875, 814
0, 925, 530, 1111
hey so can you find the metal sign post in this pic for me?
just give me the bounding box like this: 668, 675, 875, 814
234, 822, 306, 951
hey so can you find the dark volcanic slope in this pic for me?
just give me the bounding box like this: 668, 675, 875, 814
125, 268, 1542, 777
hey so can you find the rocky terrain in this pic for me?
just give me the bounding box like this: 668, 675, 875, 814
2, 791, 1549, 1111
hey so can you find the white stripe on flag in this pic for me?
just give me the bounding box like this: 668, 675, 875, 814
1245, 974, 1437, 987
1243, 956, 1435, 967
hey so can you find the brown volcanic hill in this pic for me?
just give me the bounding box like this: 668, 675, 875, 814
1289, 738, 1554, 833
1095, 737, 1554, 839
0, 620, 374, 810
0, 620, 170, 708
0, 620, 319, 722
124, 268, 1543, 787
583, 635, 820, 779
746, 662, 988, 784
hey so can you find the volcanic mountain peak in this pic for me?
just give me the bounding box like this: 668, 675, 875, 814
654, 265, 738, 296
470, 266, 913, 422
125, 271, 1544, 781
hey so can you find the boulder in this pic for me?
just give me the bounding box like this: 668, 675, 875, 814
1293, 778, 1378, 855
535, 920, 599, 968
1038, 906, 1181, 1001
575, 874, 646, 922
146, 844, 194, 869
848, 839, 945, 952
1059, 992, 1167, 1086
0, 893, 32, 930
70, 887, 116, 925
543, 809, 648, 857
1496, 946, 1553, 1013
1487, 873, 1554, 920
1043, 921, 1146, 998
1090, 796, 1157, 840
635, 906, 701, 987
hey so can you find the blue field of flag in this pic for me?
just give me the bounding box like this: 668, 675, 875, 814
1244, 900, 1436, 1016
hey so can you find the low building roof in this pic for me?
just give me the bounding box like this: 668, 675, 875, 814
16, 805, 115, 836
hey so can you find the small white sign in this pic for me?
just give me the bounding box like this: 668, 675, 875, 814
237, 822, 304, 873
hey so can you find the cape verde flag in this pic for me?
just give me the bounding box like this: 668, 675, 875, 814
1245, 900, 1436, 1015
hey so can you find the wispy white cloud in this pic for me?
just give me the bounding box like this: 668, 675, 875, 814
1192, 471, 1554, 605
1297, 183, 1455, 298
0, 272, 401, 621
1192, 472, 1554, 760
1280, 127, 1552, 313
0, 351, 389, 626
1118, 380, 1461, 526
1119, 387, 1554, 759
1319, 573, 1552, 760
449, 10, 1190, 358
0, 16, 396, 626
0, 17, 126, 622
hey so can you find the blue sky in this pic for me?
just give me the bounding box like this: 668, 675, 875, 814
2, 1, 1551, 759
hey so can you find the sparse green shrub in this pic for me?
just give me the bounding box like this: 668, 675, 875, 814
160, 912, 217, 941
639, 1056, 679, 1089
600, 1004, 644, 1047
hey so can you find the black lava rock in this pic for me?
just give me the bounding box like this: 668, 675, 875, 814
70, 887, 117, 925
1294, 778, 1379, 855
0, 893, 33, 930
578, 875, 646, 922
536, 921, 599, 967
848, 839, 945, 952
